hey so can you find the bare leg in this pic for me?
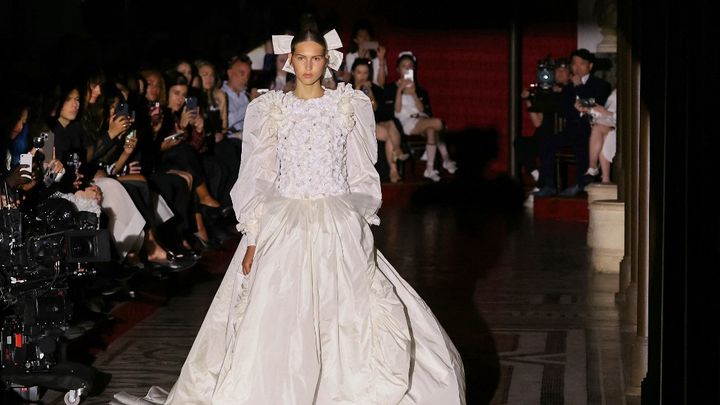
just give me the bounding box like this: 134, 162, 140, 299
196, 182, 220, 207
145, 229, 168, 262
377, 122, 401, 183
380, 121, 408, 160
600, 132, 612, 183
195, 212, 209, 242
167, 170, 193, 191
588, 124, 611, 175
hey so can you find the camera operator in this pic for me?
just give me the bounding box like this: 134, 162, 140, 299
534, 49, 612, 197
515, 57, 570, 190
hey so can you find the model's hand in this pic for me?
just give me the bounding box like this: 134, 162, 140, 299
242, 245, 256, 275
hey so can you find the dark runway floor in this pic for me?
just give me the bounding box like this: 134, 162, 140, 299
32, 175, 629, 405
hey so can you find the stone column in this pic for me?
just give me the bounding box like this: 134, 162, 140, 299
615, 0, 633, 303
626, 94, 650, 396
622, 60, 641, 327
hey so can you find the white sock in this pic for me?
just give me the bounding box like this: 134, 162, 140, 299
437, 141, 450, 161
425, 144, 438, 171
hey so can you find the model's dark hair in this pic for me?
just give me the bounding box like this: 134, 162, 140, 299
290, 30, 328, 54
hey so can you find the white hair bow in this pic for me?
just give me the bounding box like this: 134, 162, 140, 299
272, 29, 343, 79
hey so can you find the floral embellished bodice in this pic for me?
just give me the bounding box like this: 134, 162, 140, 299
275, 92, 351, 199
230, 83, 381, 245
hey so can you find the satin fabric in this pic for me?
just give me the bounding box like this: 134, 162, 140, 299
112, 86, 465, 404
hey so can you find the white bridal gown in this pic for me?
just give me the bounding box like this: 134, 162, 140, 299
112, 83, 465, 405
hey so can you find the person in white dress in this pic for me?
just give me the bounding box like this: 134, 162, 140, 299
576, 88, 617, 183
112, 29, 465, 405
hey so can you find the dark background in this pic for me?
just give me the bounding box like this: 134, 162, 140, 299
0, 0, 576, 93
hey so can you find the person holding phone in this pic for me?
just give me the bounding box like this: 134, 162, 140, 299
1, 99, 33, 195
380, 51, 458, 182
342, 21, 388, 86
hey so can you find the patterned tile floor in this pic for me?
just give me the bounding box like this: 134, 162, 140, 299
36, 179, 634, 404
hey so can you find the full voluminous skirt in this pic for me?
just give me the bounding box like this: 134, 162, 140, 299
112, 195, 465, 404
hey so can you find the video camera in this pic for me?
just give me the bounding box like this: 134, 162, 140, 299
526, 56, 565, 113
0, 197, 111, 404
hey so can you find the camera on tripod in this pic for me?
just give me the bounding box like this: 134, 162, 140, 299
1, 197, 111, 404
532, 57, 555, 93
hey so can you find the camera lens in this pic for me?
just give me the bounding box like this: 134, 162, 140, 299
32, 136, 45, 148
70, 237, 94, 257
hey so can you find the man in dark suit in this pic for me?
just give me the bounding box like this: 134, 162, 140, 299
535, 48, 612, 197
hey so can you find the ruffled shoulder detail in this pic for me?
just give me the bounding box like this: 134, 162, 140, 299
332, 83, 377, 164
246, 90, 286, 134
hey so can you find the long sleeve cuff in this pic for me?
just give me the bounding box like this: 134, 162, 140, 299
237, 221, 258, 246
243, 230, 256, 246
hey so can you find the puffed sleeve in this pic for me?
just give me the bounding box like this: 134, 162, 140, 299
337, 83, 383, 226
229, 91, 283, 245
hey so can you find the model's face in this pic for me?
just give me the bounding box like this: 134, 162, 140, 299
291, 41, 327, 86
60, 89, 81, 122
198, 65, 215, 90
168, 84, 188, 112
571, 56, 593, 78
146, 74, 162, 102
352, 64, 370, 84
10, 109, 28, 140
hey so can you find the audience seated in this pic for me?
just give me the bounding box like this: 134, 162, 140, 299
350, 58, 409, 183
578, 88, 617, 184
534, 48, 612, 197
342, 20, 388, 87
380, 51, 457, 182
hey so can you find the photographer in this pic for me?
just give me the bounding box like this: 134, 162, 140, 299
515, 57, 570, 190
534, 49, 612, 197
